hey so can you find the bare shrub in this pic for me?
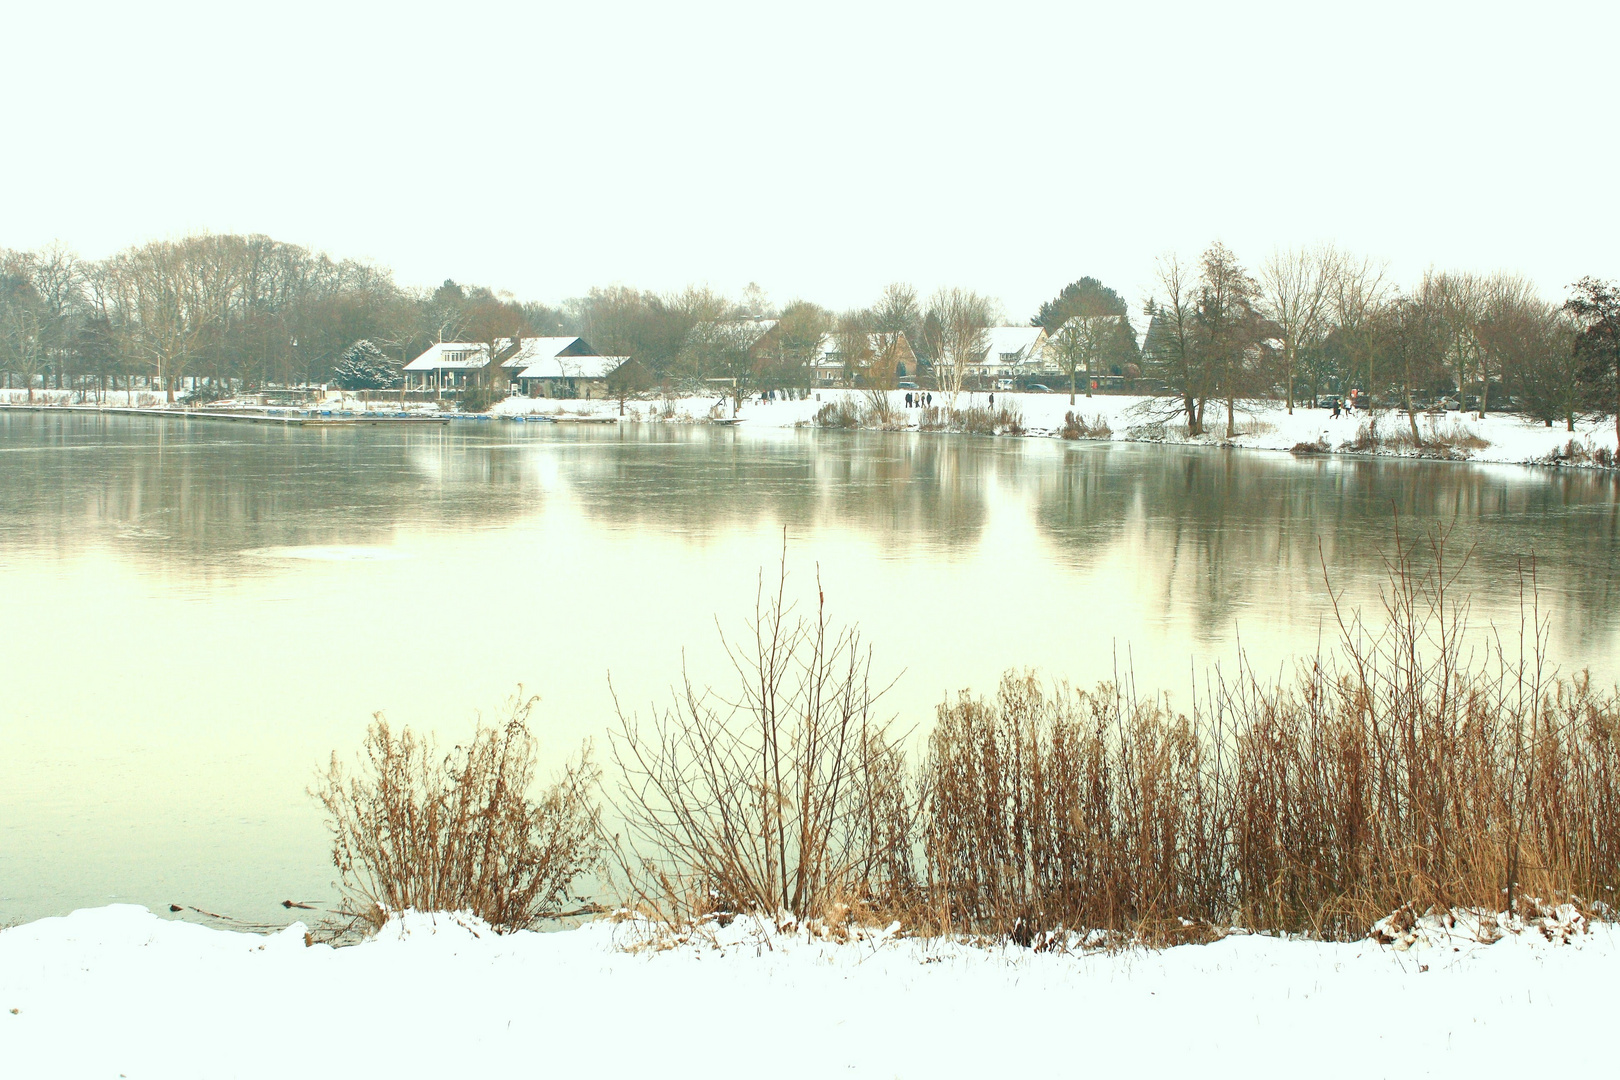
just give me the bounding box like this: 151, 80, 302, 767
1539, 438, 1612, 468
814, 399, 861, 429
608, 551, 915, 926
313, 693, 603, 934
1061, 411, 1112, 440
859, 390, 906, 430
1347, 418, 1382, 452
458, 385, 500, 413
1351, 416, 1488, 457
1291, 438, 1330, 455
1545, 438, 1593, 465
1427, 417, 1489, 451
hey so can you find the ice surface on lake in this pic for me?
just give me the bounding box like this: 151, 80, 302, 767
241, 545, 409, 562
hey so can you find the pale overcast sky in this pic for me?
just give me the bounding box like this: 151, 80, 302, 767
3, 0, 1615, 322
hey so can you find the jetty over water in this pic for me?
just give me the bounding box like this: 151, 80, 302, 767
0, 404, 450, 426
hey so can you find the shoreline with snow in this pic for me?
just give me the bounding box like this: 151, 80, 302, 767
501, 388, 1620, 473
7, 386, 1618, 475
1, 902, 1613, 1077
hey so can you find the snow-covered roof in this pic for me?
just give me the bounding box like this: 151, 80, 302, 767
813, 332, 893, 364
403, 342, 490, 371
404, 336, 593, 372
733, 319, 778, 341
977, 326, 1048, 368
499, 336, 588, 369
1053, 314, 1127, 334
516, 355, 628, 380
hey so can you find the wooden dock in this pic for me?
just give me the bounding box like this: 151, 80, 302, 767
0, 404, 449, 426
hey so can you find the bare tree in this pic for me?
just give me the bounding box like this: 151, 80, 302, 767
1329, 254, 1390, 410
0, 292, 45, 401
760, 301, 829, 392
1427, 271, 1486, 417
1259, 245, 1336, 413
925, 288, 994, 405
871, 282, 921, 355
1375, 289, 1448, 443
833, 312, 875, 387
1143, 253, 1207, 433
1474, 273, 1541, 417
121, 240, 213, 402
1194, 243, 1263, 439
1508, 307, 1582, 430
680, 316, 770, 410
1047, 314, 1116, 403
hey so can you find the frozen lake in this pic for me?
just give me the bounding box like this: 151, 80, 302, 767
2, 410, 1618, 927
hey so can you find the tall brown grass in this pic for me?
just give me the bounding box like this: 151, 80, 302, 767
610, 531, 1620, 945
915, 532, 1620, 941
917, 404, 1024, 436
314, 693, 603, 933
318, 535, 1619, 947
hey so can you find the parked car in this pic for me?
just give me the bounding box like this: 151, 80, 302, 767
1025, 383, 1053, 393
897, 379, 919, 389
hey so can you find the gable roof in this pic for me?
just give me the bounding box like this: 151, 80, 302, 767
814, 332, 882, 364
404, 336, 594, 372
403, 342, 491, 371
499, 336, 592, 369
976, 326, 1048, 368
516, 355, 628, 380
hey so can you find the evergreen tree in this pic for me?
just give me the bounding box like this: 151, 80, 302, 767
333, 339, 399, 389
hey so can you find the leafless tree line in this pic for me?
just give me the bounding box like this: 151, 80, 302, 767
6, 233, 1616, 436
0, 236, 417, 402
1146, 243, 1620, 442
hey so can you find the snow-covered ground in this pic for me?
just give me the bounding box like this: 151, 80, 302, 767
496, 389, 1620, 471
0, 388, 174, 408
9, 387, 1616, 471
0, 904, 1611, 1078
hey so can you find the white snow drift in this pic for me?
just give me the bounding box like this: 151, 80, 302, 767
0, 904, 1614, 1078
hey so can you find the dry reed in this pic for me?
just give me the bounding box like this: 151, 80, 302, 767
914, 529, 1620, 942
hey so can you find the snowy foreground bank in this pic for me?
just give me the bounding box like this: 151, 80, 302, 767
1, 905, 1613, 1078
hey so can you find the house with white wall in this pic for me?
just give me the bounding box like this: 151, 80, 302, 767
965, 327, 1049, 387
